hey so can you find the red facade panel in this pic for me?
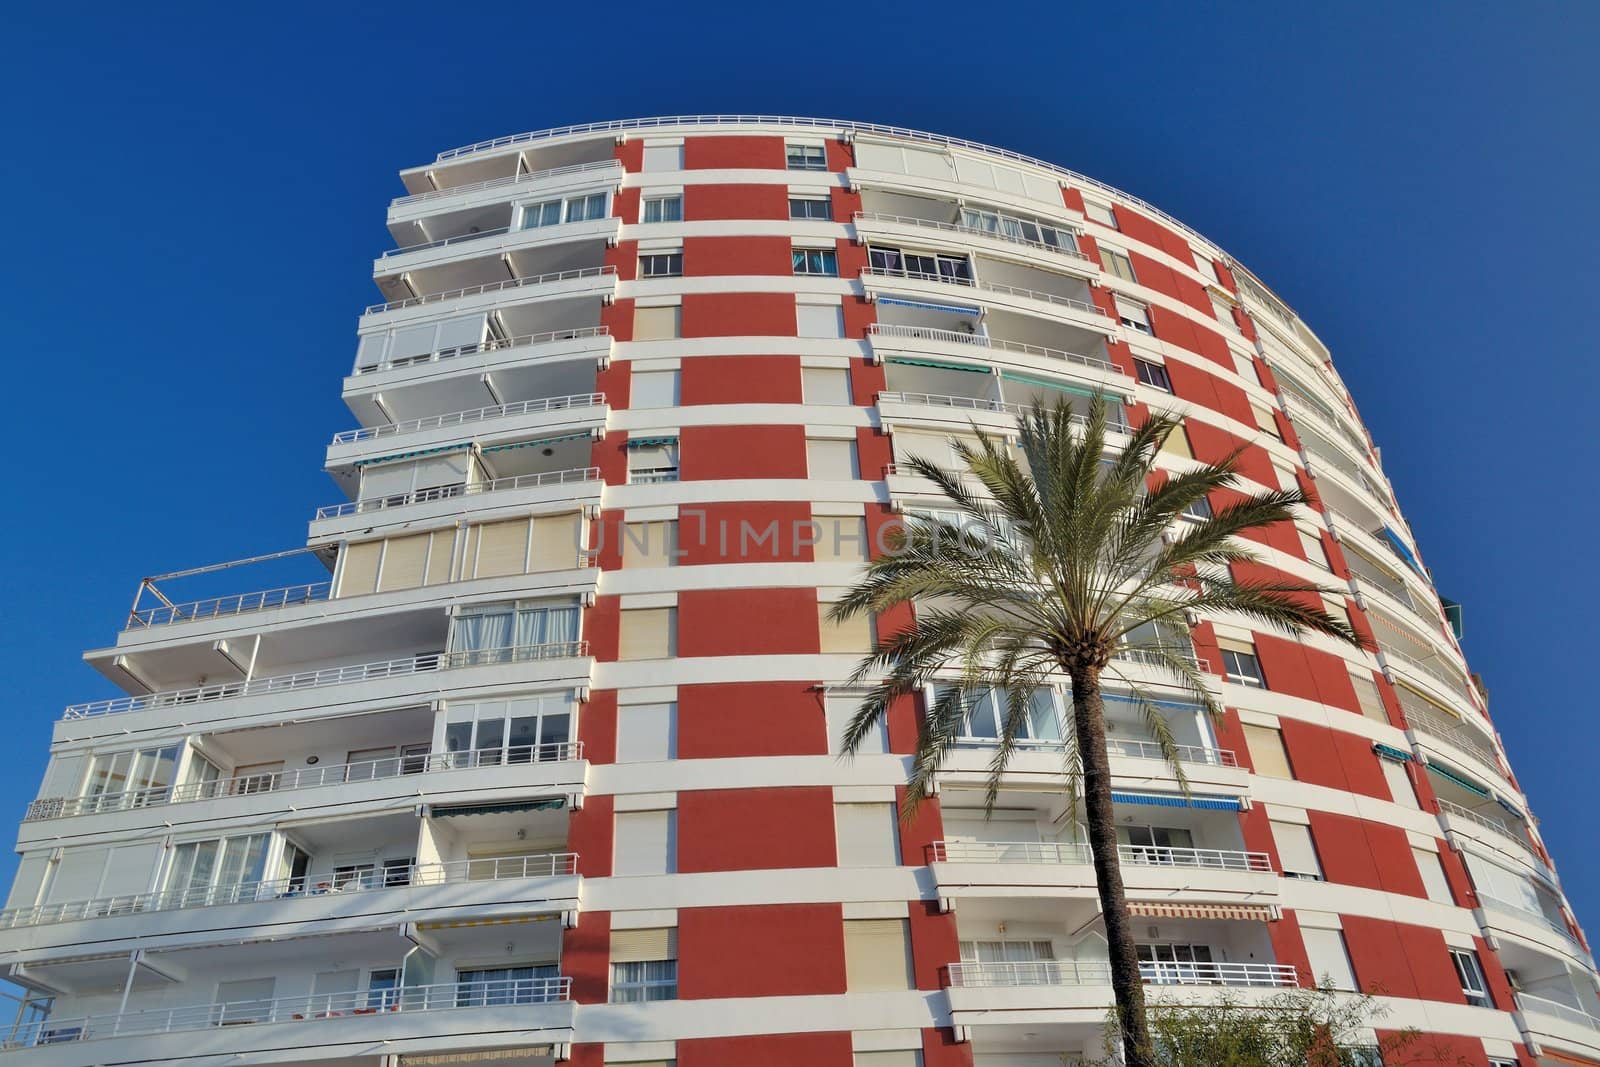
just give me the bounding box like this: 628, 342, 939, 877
683, 135, 787, 170
679, 1032, 854, 1067
678, 502, 814, 564
683, 235, 792, 277
683, 183, 788, 221
676, 587, 822, 658
680, 354, 802, 405
678, 424, 808, 480
679, 903, 846, 998
676, 680, 828, 759
677, 786, 836, 872
561, 908, 611, 1004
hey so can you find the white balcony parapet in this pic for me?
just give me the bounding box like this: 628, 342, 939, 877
363, 265, 616, 315
0, 853, 579, 931
930, 840, 1270, 872
946, 959, 1296, 989
314, 467, 602, 520
61, 642, 590, 721
2, 976, 572, 1049
393, 158, 623, 207
854, 211, 1092, 262
1477, 892, 1583, 948
332, 394, 606, 445
353, 326, 611, 377
25, 743, 586, 822
1516, 991, 1600, 1031
126, 581, 331, 630
1108, 737, 1238, 768
861, 268, 1110, 320
876, 391, 1132, 433
1382, 645, 1475, 704
867, 323, 1117, 375
1405, 703, 1504, 774
381, 223, 517, 259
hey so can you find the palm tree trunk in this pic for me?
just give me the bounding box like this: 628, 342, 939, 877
1070, 666, 1154, 1067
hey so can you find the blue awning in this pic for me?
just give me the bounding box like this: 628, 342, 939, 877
1442, 598, 1464, 641
876, 296, 981, 316
1111, 791, 1241, 812
1373, 743, 1414, 764
1381, 526, 1427, 579
1103, 693, 1205, 715
627, 436, 680, 449
1425, 761, 1490, 798
1494, 794, 1526, 820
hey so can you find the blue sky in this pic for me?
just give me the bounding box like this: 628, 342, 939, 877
3, 3, 1598, 921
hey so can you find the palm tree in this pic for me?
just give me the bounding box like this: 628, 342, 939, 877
830, 398, 1365, 1067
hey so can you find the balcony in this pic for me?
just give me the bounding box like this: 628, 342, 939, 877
1382, 645, 1479, 716
315, 468, 602, 519
867, 323, 1127, 398
2, 977, 573, 1059
859, 266, 1113, 335
333, 393, 605, 447
1435, 799, 1550, 878
1516, 991, 1600, 1060
362, 265, 617, 321
854, 211, 1098, 278
1404, 702, 1508, 785
389, 157, 623, 217
949, 959, 1296, 989
310, 467, 602, 542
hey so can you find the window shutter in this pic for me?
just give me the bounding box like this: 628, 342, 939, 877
613, 811, 675, 876
424, 528, 457, 585
807, 439, 859, 480
641, 145, 684, 172
616, 704, 676, 763
531, 513, 582, 572
622, 522, 676, 569
1243, 725, 1292, 779
1270, 820, 1322, 879
339, 541, 382, 596
1252, 404, 1282, 440
6, 855, 49, 909
631, 369, 681, 408
1159, 427, 1193, 459
814, 516, 869, 563
827, 694, 888, 755
1350, 671, 1388, 723
802, 368, 853, 406
797, 303, 846, 339
1413, 846, 1453, 904
819, 604, 875, 654
844, 919, 914, 991
377, 533, 429, 592
855, 1054, 922, 1067
472, 519, 531, 579
1382, 759, 1419, 809
312, 970, 360, 997
610, 927, 678, 963
834, 803, 901, 867
619, 608, 676, 660
633, 306, 682, 342
46, 848, 110, 903
95, 843, 160, 899
1298, 527, 1329, 568
1301, 928, 1357, 991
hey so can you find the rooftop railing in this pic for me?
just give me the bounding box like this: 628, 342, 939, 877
61, 641, 589, 721
866, 323, 1118, 375
0, 853, 578, 931
315, 467, 601, 520
393, 158, 622, 206
930, 840, 1269, 872
1516, 991, 1600, 1032
332, 394, 606, 445
126, 582, 331, 629
947, 959, 1296, 989
3, 976, 571, 1049
24, 742, 585, 822
855, 211, 1092, 262
353, 326, 611, 377
364, 265, 615, 315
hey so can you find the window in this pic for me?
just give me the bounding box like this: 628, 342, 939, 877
1381, 757, 1419, 809
1137, 943, 1216, 984
564, 192, 608, 222
520, 193, 607, 229
938, 685, 1063, 744
1085, 201, 1119, 229
1118, 300, 1152, 335
1134, 358, 1172, 392
1117, 824, 1194, 864
1193, 252, 1220, 284
1414, 846, 1453, 904
613, 811, 676, 875
456, 964, 560, 1006
1243, 722, 1293, 779
1233, 351, 1261, 384
619, 607, 676, 660
856, 1054, 922, 1067
622, 521, 677, 568
1270, 819, 1322, 879
611, 928, 678, 1002
381, 857, 413, 887
786, 143, 828, 170
802, 367, 852, 405
1298, 527, 1330, 569
818, 602, 875, 654
641, 195, 682, 223
447, 600, 580, 663
844, 919, 914, 990
789, 196, 833, 220
1101, 246, 1137, 283
1181, 495, 1213, 521
616, 703, 676, 762
627, 440, 679, 484
959, 208, 1078, 252
1219, 638, 1266, 687
332, 862, 376, 891
640, 252, 683, 278
442, 693, 575, 767
1211, 292, 1239, 330
631, 369, 680, 408
1252, 403, 1283, 442
807, 438, 859, 480
1301, 928, 1358, 991
365, 969, 400, 1010
164, 833, 271, 906
813, 515, 869, 563
80, 745, 179, 811
1451, 949, 1491, 1008
792, 247, 839, 276
797, 301, 845, 338
834, 803, 901, 867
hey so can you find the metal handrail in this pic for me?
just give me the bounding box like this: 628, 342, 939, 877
126, 582, 331, 629
364, 265, 616, 315
1404, 704, 1503, 774
876, 391, 1132, 433
24, 743, 585, 822
0, 853, 579, 931
1282, 395, 1372, 464
353, 326, 611, 376
866, 323, 1117, 375
1477, 893, 1581, 947
1382, 646, 1475, 705
393, 159, 623, 207
931, 840, 1269, 872
61, 642, 590, 720
1435, 799, 1540, 858
855, 211, 1092, 261
1107, 737, 1239, 768
860, 267, 1108, 319
381, 223, 513, 258
332, 394, 606, 444
315, 467, 601, 520
860, 265, 976, 287
2, 976, 572, 1048
947, 959, 1296, 988
1516, 991, 1600, 1031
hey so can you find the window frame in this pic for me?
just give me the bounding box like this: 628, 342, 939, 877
1450, 949, 1491, 1008
1101, 246, 1138, 282
785, 143, 828, 171
792, 246, 840, 276
640, 194, 683, 224
609, 958, 678, 1003
1134, 358, 1172, 392
788, 196, 833, 220
1221, 645, 1266, 688
639, 251, 683, 278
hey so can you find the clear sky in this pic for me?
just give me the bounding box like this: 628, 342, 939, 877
3, 2, 1597, 921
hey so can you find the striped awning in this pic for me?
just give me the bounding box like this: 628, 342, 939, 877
1128, 902, 1276, 923
1111, 791, 1241, 812
1494, 794, 1526, 820
1425, 761, 1490, 798
432, 798, 567, 818
626, 435, 679, 449
885, 355, 986, 373
416, 914, 560, 931
1373, 743, 1414, 763
353, 443, 471, 467
1001, 371, 1105, 400
876, 295, 980, 316
481, 432, 592, 454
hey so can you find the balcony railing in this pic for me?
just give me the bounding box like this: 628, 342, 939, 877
867, 323, 1117, 375
393, 158, 623, 207
1516, 991, 1600, 1032
1112, 644, 1211, 674
854, 211, 1092, 262
877, 392, 1133, 433
1404, 703, 1503, 774
353, 325, 611, 376
930, 840, 1270, 872
61, 642, 589, 721
332, 394, 606, 445
947, 959, 1296, 989
1477, 893, 1582, 948
364, 265, 616, 315
1382, 646, 1475, 705
2, 976, 572, 1049
382, 223, 515, 259
315, 467, 601, 520
1108, 737, 1239, 768
125, 581, 331, 629
25, 743, 585, 822
0, 853, 579, 931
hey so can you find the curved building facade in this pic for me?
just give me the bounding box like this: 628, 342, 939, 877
1, 117, 1593, 1067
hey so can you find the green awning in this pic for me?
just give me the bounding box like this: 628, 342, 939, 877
354, 443, 471, 467
627, 435, 680, 449
1425, 761, 1490, 798
885, 355, 987, 374
1000, 371, 1106, 400
432, 798, 568, 818
481, 432, 592, 454
1373, 743, 1413, 764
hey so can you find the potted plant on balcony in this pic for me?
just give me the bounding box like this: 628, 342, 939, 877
830, 399, 1365, 1067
